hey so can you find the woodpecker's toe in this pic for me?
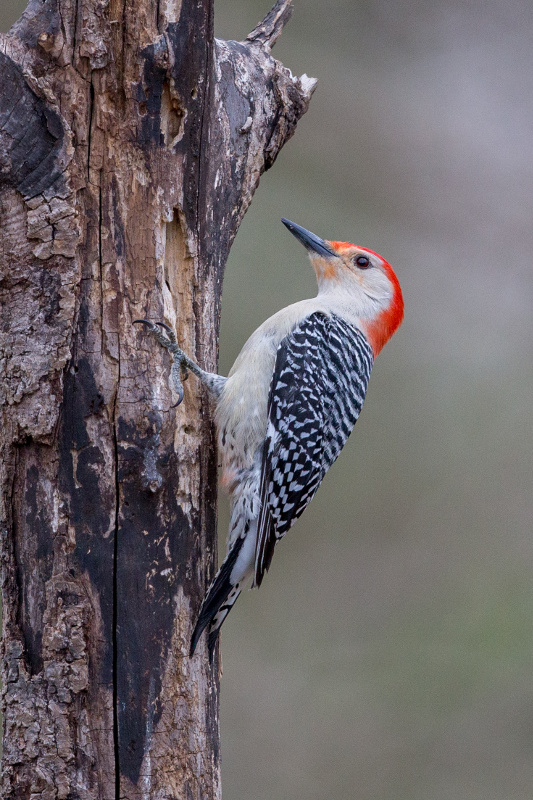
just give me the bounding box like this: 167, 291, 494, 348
155, 321, 175, 337
134, 319, 177, 350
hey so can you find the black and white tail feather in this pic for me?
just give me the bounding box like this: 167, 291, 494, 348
189, 534, 245, 658
190, 312, 373, 656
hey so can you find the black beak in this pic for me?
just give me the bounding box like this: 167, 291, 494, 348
281, 218, 335, 258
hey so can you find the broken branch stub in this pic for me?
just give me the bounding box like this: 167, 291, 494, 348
247, 0, 294, 49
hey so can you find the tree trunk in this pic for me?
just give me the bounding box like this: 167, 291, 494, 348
0, 0, 315, 796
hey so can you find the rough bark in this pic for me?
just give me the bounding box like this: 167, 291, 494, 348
0, 0, 315, 797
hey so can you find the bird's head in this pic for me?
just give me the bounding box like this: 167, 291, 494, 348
282, 218, 404, 355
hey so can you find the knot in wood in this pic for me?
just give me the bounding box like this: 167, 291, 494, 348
37, 32, 55, 52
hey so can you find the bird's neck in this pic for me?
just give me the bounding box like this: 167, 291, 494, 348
316, 283, 403, 356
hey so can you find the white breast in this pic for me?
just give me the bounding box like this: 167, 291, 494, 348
216, 298, 321, 485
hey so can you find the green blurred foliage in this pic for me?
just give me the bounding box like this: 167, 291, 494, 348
2, 1, 533, 798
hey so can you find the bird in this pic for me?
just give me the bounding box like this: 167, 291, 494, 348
134, 218, 404, 657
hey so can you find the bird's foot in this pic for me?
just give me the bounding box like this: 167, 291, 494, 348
133, 319, 189, 406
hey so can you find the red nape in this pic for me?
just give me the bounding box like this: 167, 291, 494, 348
362, 260, 404, 356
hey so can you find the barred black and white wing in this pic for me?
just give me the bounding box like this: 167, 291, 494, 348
254, 312, 374, 586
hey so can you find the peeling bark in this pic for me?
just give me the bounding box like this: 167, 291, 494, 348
0, 0, 315, 797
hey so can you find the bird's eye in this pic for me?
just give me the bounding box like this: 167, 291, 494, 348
355, 255, 370, 269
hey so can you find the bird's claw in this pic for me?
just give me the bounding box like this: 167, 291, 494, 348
155, 321, 174, 334
170, 389, 184, 408
155, 321, 178, 346
133, 318, 155, 329
134, 318, 187, 406
170, 359, 187, 407
134, 318, 174, 348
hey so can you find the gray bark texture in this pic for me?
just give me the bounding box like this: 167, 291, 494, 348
0, 0, 315, 796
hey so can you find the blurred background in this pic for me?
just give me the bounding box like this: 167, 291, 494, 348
3, 1, 533, 798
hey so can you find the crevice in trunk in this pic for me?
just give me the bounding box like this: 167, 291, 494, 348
88, 76, 95, 180
112, 397, 120, 799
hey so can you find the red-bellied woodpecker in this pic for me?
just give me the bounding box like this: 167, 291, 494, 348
135, 219, 404, 657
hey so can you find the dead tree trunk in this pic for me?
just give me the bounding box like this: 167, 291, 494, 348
0, 0, 315, 796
